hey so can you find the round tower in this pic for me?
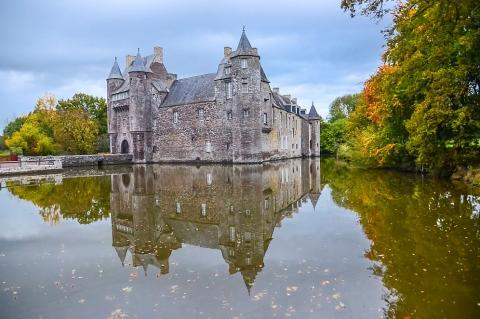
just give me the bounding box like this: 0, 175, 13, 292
308, 102, 321, 157
128, 49, 153, 162
106, 57, 125, 154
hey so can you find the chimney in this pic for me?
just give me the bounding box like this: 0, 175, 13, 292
224, 47, 232, 58
273, 87, 279, 93
126, 55, 135, 67
292, 97, 297, 104
284, 94, 291, 100
154, 46, 164, 63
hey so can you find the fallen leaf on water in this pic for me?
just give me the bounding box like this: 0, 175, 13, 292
335, 302, 345, 311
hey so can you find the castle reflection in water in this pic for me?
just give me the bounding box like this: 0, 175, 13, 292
110, 158, 322, 293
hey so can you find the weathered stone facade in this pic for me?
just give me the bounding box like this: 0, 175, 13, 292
106, 31, 321, 163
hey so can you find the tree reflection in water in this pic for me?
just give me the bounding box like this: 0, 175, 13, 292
321, 158, 480, 318
6, 158, 480, 318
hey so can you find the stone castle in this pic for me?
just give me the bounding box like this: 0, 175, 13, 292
106, 31, 321, 163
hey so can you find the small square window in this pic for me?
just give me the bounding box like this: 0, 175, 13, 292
227, 111, 232, 120
225, 66, 231, 75
242, 82, 248, 93
241, 59, 248, 69
243, 109, 250, 118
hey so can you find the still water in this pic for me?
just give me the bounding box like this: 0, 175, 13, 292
0, 158, 479, 319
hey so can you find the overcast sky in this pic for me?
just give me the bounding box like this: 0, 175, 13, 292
0, 0, 389, 131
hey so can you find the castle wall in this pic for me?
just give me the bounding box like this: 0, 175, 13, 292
152, 101, 233, 162
261, 107, 305, 161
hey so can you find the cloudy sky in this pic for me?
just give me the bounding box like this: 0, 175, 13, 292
0, 0, 389, 131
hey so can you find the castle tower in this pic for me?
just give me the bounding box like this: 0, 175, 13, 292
214, 29, 268, 162
128, 49, 153, 162
106, 57, 125, 153
308, 102, 321, 157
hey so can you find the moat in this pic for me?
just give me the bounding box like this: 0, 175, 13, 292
0, 158, 479, 319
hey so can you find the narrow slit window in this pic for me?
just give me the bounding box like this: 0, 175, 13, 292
226, 82, 232, 99
173, 111, 178, 123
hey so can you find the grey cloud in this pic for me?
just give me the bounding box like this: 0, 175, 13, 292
0, 0, 389, 130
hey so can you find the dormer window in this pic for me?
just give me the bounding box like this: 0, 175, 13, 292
225, 66, 231, 75
241, 59, 248, 69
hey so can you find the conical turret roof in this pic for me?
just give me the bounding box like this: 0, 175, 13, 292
308, 102, 321, 120
114, 246, 129, 267
129, 48, 147, 72
233, 29, 259, 57
107, 57, 124, 80
237, 29, 253, 52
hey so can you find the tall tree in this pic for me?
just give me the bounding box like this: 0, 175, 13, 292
328, 93, 360, 121
341, 0, 480, 172
57, 93, 107, 135
53, 109, 99, 154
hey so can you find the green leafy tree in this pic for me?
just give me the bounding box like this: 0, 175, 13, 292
328, 93, 360, 121
3, 116, 27, 139
53, 109, 99, 154
5, 111, 59, 155
57, 93, 107, 135
320, 118, 347, 158
340, 0, 480, 173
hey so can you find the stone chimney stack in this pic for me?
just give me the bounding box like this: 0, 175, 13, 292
154, 46, 164, 63
126, 55, 135, 67
273, 87, 279, 93
292, 97, 297, 104
224, 47, 232, 58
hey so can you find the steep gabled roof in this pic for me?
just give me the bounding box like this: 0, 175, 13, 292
107, 57, 124, 80
161, 73, 216, 107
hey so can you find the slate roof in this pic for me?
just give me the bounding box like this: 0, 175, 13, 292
130, 49, 148, 72
308, 103, 321, 120
107, 57, 124, 80
232, 30, 259, 57
152, 79, 169, 93
260, 66, 269, 83
161, 73, 216, 107
237, 30, 253, 51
